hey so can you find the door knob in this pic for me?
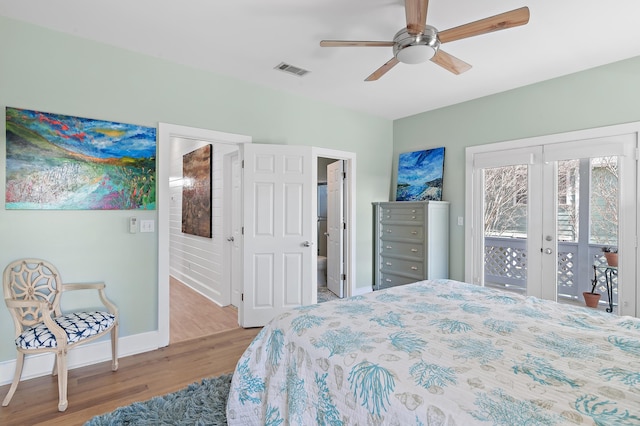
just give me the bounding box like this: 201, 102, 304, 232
303, 241, 313, 247
544, 248, 553, 254
227, 236, 234, 242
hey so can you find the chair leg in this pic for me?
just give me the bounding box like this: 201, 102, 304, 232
56, 351, 68, 412
52, 352, 58, 376
111, 324, 119, 371
2, 352, 25, 407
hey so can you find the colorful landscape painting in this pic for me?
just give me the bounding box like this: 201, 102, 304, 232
5, 107, 156, 210
396, 147, 445, 201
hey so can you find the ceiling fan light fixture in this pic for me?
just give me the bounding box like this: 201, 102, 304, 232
392, 26, 440, 64
396, 44, 436, 64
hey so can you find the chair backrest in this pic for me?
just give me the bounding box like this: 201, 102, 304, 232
3, 259, 63, 336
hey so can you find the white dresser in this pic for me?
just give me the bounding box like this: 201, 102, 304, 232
373, 201, 449, 290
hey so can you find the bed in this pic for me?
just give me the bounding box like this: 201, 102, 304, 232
226, 279, 640, 425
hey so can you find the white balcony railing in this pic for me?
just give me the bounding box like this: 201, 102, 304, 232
484, 236, 617, 306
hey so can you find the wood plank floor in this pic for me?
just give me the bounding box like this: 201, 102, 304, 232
170, 276, 240, 344
0, 327, 260, 426
0, 278, 258, 426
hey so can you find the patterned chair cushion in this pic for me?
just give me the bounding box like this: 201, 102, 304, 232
16, 311, 116, 350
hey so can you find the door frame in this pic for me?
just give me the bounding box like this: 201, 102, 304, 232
157, 125, 357, 344
313, 148, 357, 299
465, 121, 639, 317
158, 123, 251, 347
326, 159, 345, 298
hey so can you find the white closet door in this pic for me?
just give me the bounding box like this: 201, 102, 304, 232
240, 144, 314, 327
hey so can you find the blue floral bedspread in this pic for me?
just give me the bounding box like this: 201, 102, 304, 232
226, 279, 640, 425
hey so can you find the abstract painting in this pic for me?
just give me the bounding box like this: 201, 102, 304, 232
5, 107, 156, 210
181, 144, 212, 238
396, 147, 445, 201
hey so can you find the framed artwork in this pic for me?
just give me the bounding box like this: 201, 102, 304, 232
395, 147, 445, 201
5, 107, 156, 210
181, 144, 212, 238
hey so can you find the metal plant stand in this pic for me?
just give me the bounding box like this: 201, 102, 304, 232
591, 265, 617, 313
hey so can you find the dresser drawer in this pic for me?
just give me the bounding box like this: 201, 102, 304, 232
380, 240, 424, 258
380, 224, 424, 239
380, 208, 424, 222
380, 256, 424, 275
381, 204, 423, 214
378, 272, 420, 289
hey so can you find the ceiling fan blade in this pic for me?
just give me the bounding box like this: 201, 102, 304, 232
405, 0, 429, 35
365, 57, 400, 81
438, 6, 530, 44
320, 40, 394, 47
431, 50, 472, 75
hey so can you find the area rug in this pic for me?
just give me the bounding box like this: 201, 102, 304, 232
318, 286, 339, 303
85, 373, 232, 426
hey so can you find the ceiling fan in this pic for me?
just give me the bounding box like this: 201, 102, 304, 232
320, 0, 530, 81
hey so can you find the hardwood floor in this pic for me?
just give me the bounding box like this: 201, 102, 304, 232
0, 327, 260, 426
170, 276, 239, 344
0, 278, 258, 426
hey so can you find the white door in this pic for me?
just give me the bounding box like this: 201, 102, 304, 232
240, 144, 314, 327
469, 146, 543, 296
468, 135, 637, 316
327, 160, 344, 297
227, 151, 243, 308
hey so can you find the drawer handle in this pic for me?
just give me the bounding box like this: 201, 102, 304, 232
412, 216, 416, 219
411, 231, 418, 235
411, 248, 418, 252
387, 229, 392, 233
385, 278, 392, 282
411, 209, 416, 213
385, 245, 393, 249
385, 262, 392, 266
411, 266, 418, 270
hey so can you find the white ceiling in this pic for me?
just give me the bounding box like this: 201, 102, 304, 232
2, 1, 640, 120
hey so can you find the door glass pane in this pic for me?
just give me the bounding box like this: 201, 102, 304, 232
589, 156, 619, 311
556, 160, 580, 303
590, 156, 618, 246
483, 165, 528, 294
556, 156, 619, 312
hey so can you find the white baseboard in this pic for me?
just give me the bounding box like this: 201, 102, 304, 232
0, 331, 161, 386
352, 285, 373, 297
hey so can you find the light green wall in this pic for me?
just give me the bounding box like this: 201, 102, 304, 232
0, 17, 393, 362
394, 55, 640, 281
4, 13, 640, 365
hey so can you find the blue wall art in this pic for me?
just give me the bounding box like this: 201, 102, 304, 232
396, 147, 445, 201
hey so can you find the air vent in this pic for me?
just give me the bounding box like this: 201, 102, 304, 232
274, 62, 310, 77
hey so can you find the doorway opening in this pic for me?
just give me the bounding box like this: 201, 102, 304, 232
317, 157, 343, 303
168, 136, 245, 341
159, 124, 358, 343
158, 123, 251, 346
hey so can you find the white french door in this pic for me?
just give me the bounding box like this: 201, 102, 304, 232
467, 133, 637, 316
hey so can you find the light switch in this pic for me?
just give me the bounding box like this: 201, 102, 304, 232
457, 216, 464, 226
140, 220, 155, 233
